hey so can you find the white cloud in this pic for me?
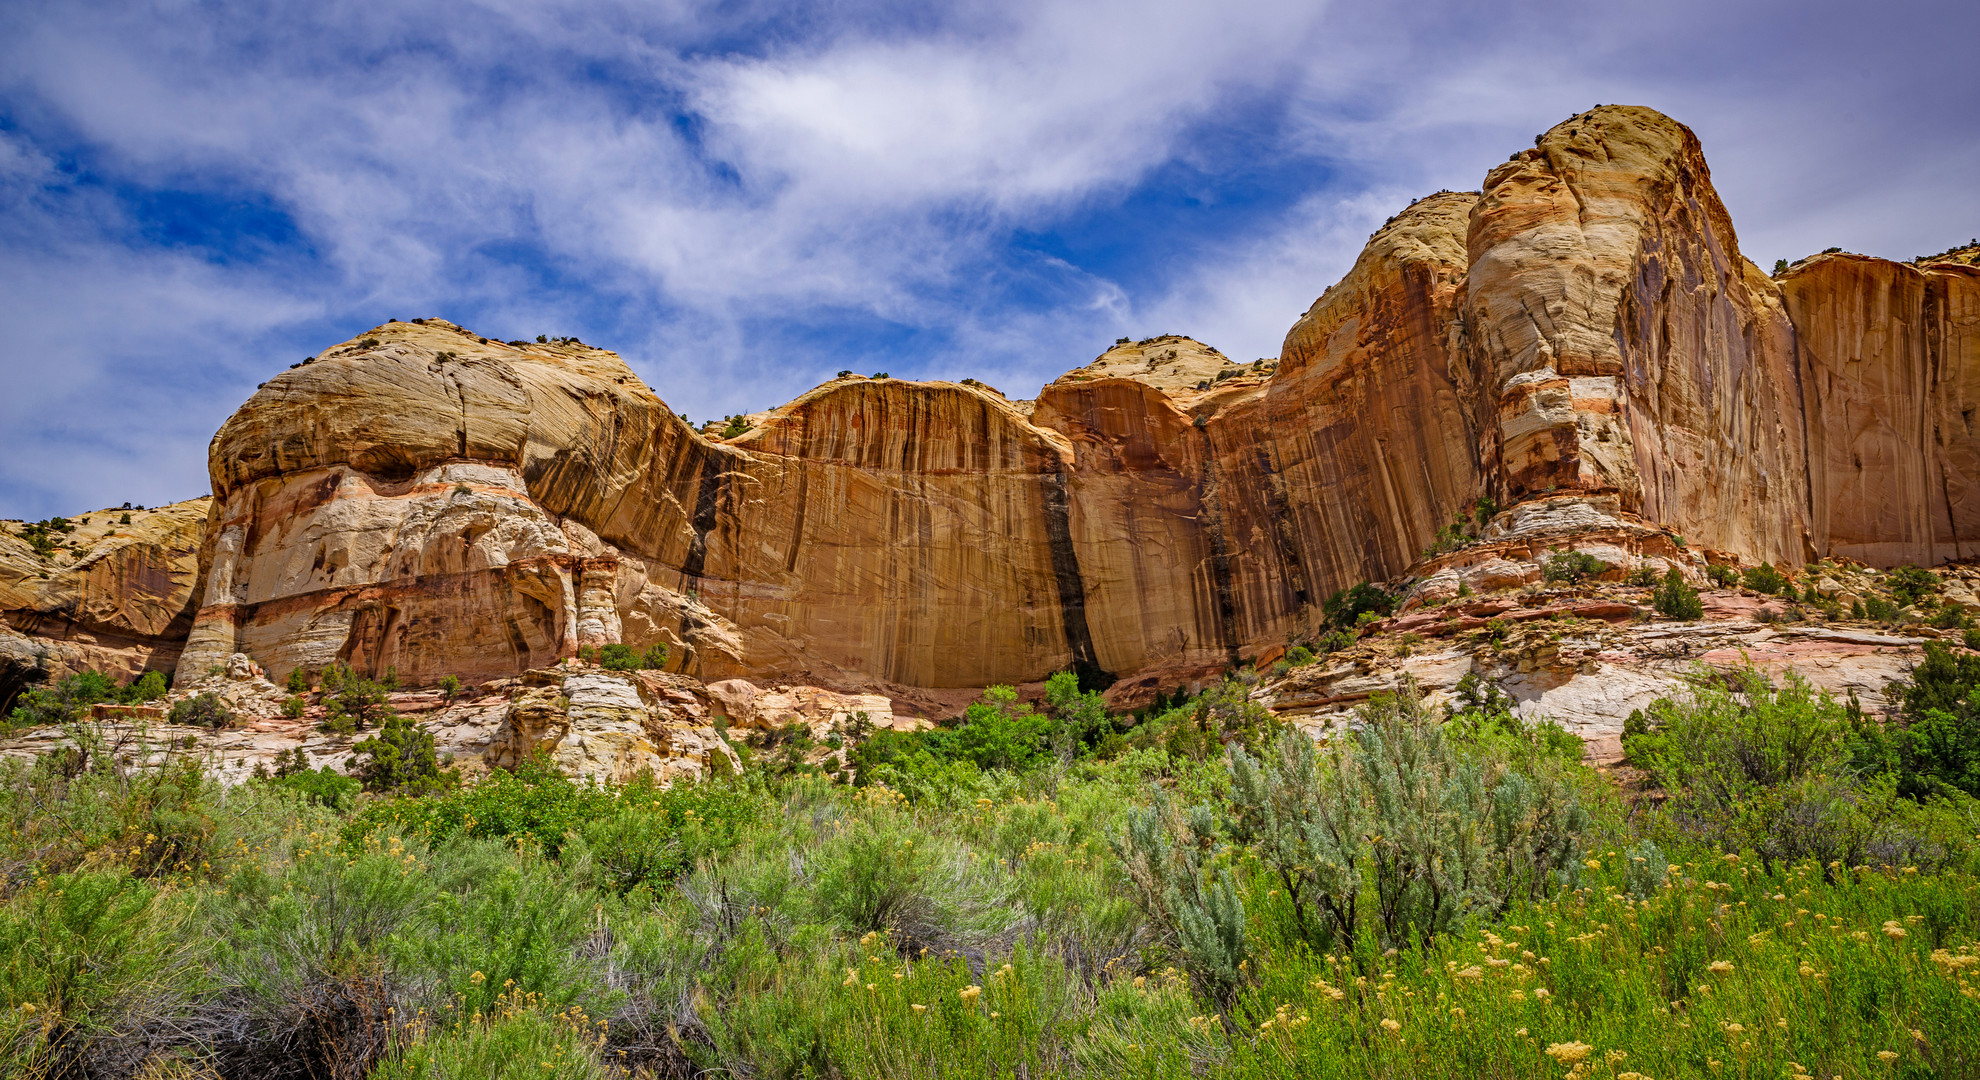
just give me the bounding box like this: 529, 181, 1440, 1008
0, 0, 1974, 518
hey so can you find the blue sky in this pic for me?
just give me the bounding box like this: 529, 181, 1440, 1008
1, 0, 1976, 519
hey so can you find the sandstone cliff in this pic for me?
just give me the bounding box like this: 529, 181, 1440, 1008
29, 104, 1956, 703
1, 499, 208, 710
1782, 252, 1980, 566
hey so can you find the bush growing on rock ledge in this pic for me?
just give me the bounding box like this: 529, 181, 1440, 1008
1541, 549, 1609, 584
1652, 567, 1704, 620
319, 665, 394, 735
581, 642, 670, 671
1320, 581, 1393, 631
1740, 561, 1790, 595
167, 691, 232, 729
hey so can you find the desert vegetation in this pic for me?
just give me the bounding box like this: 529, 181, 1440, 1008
2, 652, 1977, 1079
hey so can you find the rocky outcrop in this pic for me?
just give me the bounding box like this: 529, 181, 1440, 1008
28, 104, 1950, 704
1, 499, 208, 711
487, 666, 741, 785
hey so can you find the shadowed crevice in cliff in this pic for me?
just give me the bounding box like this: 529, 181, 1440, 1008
681, 449, 733, 581
1041, 470, 1111, 691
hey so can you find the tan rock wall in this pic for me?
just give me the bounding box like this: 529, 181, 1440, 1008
1783, 255, 1980, 565
2, 499, 208, 705
1460, 106, 1809, 566
152, 108, 1980, 699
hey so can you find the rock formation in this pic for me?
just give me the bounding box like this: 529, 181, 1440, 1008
1781, 251, 1980, 566
3, 104, 1975, 723
1, 499, 208, 712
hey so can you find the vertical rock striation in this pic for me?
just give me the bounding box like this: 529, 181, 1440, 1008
1783, 253, 1980, 566
140, 107, 1980, 698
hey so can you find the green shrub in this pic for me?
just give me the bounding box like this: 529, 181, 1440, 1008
568, 780, 763, 895
1627, 667, 1974, 871
281, 767, 360, 811
320, 663, 393, 734
952, 686, 1053, 771
1859, 643, 1980, 800
586, 642, 670, 671
1652, 567, 1704, 620
852, 683, 1075, 781
168, 691, 233, 729
345, 755, 612, 857
1321, 582, 1393, 630
1115, 792, 1249, 1001
1706, 563, 1740, 587
439, 674, 462, 702
1888, 564, 1941, 607
266, 749, 361, 810
0, 870, 206, 1074
1347, 680, 1588, 942
1043, 670, 1115, 756
1224, 727, 1366, 951
1542, 550, 1608, 584
1741, 562, 1790, 595
7, 669, 122, 728
1625, 563, 1658, 587
281, 694, 306, 719
1285, 645, 1315, 667
372, 997, 616, 1080
349, 712, 454, 795
125, 671, 168, 703
285, 665, 310, 693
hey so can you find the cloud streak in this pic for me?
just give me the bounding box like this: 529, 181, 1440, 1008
0, 0, 1974, 518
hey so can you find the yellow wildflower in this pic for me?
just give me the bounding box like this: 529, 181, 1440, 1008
1380, 1018, 1401, 1033
1878, 1051, 1899, 1064
1707, 960, 1734, 975
1882, 921, 1908, 940
959, 985, 982, 1004
1545, 1041, 1594, 1065
910, 1004, 925, 1013
1516, 1028, 1529, 1037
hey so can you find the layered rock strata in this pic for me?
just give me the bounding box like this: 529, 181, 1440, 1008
127, 104, 1980, 700
1, 499, 208, 711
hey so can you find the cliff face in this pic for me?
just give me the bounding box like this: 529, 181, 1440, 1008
1, 499, 208, 709
148, 106, 1980, 697
1461, 107, 1809, 565
1782, 253, 1980, 566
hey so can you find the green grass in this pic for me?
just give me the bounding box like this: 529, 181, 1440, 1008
1, 671, 1977, 1078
